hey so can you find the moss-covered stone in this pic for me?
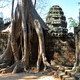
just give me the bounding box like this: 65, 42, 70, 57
46, 5, 67, 35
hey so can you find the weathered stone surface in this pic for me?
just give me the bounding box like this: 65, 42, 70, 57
0, 33, 9, 54
45, 5, 75, 66
46, 5, 67, 31
0, 6, 75, 68
44, 31, 75, 66
0, 18, 10, 55
0, 17, 4, 31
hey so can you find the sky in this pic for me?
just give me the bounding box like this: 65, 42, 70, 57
41, 0, 80, 32
0, 0, 80, 32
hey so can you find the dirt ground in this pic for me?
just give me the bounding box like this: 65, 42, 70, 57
0, 71, 59, 80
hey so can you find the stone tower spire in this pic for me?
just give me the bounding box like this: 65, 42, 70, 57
46, 5, 68, 36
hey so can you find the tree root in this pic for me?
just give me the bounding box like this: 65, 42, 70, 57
47, 65, 58, 71
12, 61, 24, 74
0, 41, 13, 64
0, 64, 15, 74
0, 63, 7, 69
0, 0, 58, 74
0, 61, 24, 74
43, 61, 58, 71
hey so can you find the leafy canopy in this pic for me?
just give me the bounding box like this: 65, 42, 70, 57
68, 17, 79, 29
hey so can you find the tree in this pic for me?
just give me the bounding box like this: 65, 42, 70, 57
68, 17, 79, 29
0, 0, 11, 8
0, 0, 58, 73
0, 0, 12, 23
33, 0, 52, 21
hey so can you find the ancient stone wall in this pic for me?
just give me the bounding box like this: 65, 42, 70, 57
29, 30, 75, 67
45, 5, 75, 66
28, 5, 75, 67
0, 6, 75, 67
0, 18, 10, 55
44, 30, 75, 66
0, 33, 9, 54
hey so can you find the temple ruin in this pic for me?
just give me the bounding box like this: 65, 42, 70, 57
0, 18, 10, 54
45, 5, 75, 66
0, 5, 75, 67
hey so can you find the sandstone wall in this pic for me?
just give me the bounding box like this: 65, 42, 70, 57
29, 30, 75, 67
0, 33, 9, 54
44, 30, 75, 66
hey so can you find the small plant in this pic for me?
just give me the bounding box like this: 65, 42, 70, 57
68, 17, 79, 29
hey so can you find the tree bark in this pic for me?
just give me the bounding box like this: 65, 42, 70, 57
20, 0, 29, 70
28, 0, 58, 71
11, 0, 19, 62
0, 0, 58, 73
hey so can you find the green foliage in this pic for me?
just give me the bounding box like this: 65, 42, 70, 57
68, 17, 79, 29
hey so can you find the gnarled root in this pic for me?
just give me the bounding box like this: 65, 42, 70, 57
34, 20, 58, 72
0, 41, 12, 64
0, 61, 24, 74
0, 63, 15, 74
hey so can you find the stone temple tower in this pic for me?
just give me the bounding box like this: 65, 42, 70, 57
46, 5, 68, 36
45, 5, 75, 66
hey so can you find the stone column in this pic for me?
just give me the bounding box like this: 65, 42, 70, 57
75, 33, 78, 66
72, 27, 80, 72
78, 31, 80, 66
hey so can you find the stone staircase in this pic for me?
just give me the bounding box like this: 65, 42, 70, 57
53, 65, 80, 80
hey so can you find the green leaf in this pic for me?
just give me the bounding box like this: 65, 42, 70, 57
68, 17, 79, 29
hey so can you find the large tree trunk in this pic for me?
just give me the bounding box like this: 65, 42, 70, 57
11, 0, 20, 63
28, 0, 58, 71
20, 0, 30, 70
0, 0, 58, 73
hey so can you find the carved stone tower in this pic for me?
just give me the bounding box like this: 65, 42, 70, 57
45, 5, 75, 66
46, 5, 68, 36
